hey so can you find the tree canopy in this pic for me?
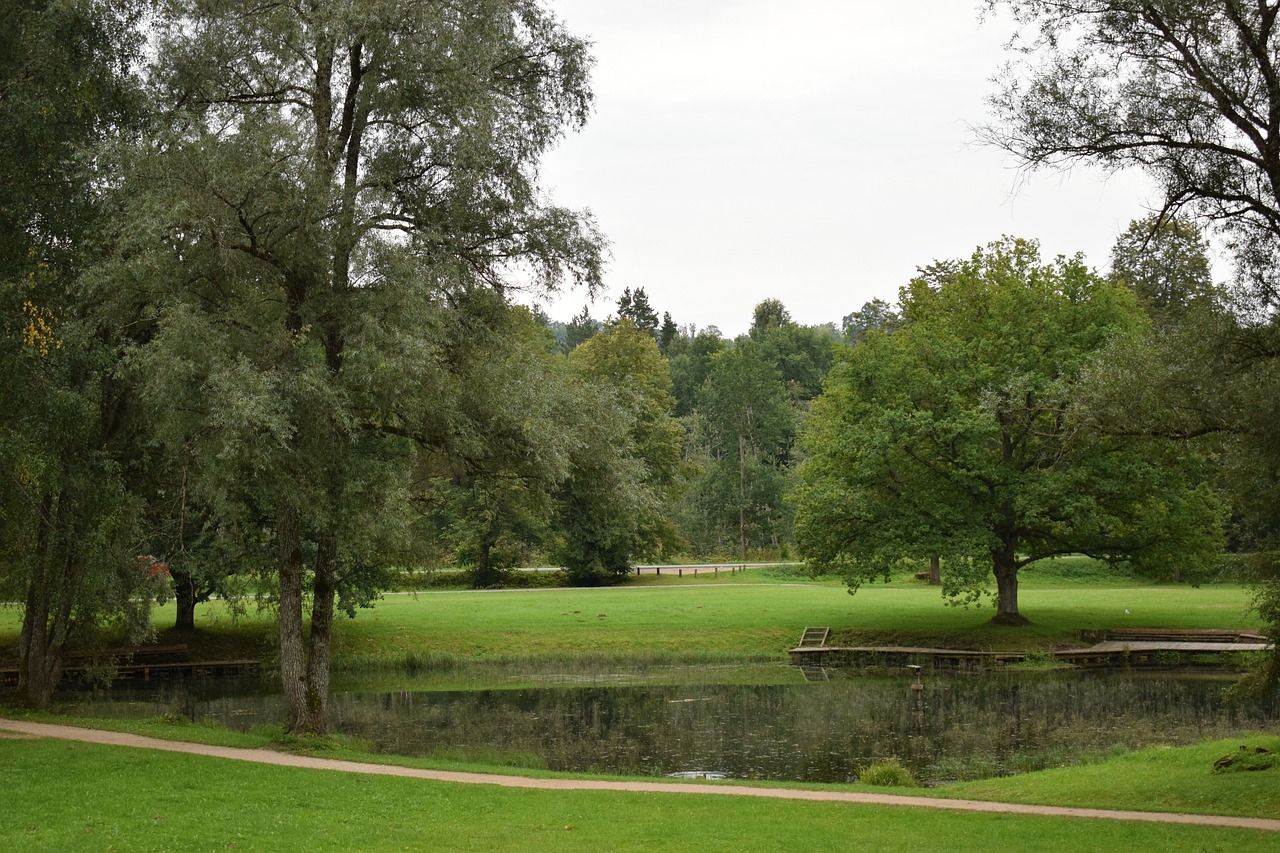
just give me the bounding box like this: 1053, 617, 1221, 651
796, 238, 1224, 624
0, 0, 161, 708
985, 0, 1280, 307
984, 0, 1280, 678
101, 0, 604, 733
1109, 215, 1218, 321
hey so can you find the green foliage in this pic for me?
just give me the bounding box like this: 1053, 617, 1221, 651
856, 757, 918, 787
412, 304, 584, 588
658, 311, 678, 354
682, 341, 794, 557
616, 287, 659, 337
842, 298, 900, 341
96, 0, 607, 732
0, 0, 161, 707
667, 328, 726, 417
563, 304, 602, 352
796, 237, 1225, 622
1110, 215, 1219, 322
553, 321, 684, 582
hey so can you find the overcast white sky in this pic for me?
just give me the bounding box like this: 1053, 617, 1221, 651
532, 0, 1157, 338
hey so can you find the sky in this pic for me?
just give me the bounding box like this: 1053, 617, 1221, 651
529, 0, 1158, 338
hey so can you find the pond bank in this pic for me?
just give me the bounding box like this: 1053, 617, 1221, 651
4, 717, 1279, 832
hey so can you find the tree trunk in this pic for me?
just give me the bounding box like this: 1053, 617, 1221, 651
473, 536, 500, 588
17, 493, 77, 708
991, 552, 1029, 626
301, 532, 337, 734
929, 555, 941, 586
276, 503, 312, 732
172, 569, 197, 631
278, 503, 338, 735
738, 433, 748, 562
18, 572, 59, 709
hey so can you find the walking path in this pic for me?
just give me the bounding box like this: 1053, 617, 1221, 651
3, 718, 1279, 832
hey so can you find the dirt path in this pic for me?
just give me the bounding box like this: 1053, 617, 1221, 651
4, 717, 1278, 833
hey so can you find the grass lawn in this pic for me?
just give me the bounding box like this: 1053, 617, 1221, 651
942, 734, 1280, 818
6, 712, 1278, 821
1, 734, 1272, 851
317, 574, 1260, 668
1, 561, 1272, 849
0, 564, 1261, 669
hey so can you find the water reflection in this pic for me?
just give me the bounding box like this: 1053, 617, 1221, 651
58, 668, 1280, 784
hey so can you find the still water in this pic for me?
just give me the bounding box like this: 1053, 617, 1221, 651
59, 667, 1280, 784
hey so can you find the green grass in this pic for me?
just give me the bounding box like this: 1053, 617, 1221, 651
6, 711, 1279, 819
2, 562, 1273, 848
326, 578, 1258, 665
942, 735, 1280, 818
0, 735, 1271, 851
1, 566, 1259, 669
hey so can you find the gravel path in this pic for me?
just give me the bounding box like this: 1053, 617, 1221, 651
3, 718, 1278, 832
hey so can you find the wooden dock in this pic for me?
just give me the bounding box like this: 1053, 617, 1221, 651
788, 628, 1272, 671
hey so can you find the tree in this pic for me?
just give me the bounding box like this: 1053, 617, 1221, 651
0, 0, 163, 707
564, 304, 601, 351
749, 298, 791, 339
984, 1, 1280, 308
420, 302, 579, 588
616, 286, 659, 337
658, 311, 678, 355
555, 320, 683, 581
667, 327, 725, 417
795, 238, 1224, 624
1110, 215, 1218, 321
695, 341, 793, 559
983, 0, 1280, 670
842, 298, 900, 341
744, 299, 835, 404
115, 0, 603, 733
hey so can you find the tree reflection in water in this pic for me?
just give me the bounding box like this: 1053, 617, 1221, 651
60, 669, 1280, 784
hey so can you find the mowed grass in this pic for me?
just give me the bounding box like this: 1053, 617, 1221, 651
320, 578, 1260, 666
0, 567, 1260, 667
7, 712, 1279, 821
943, 734, 1280, 818
0, 736, 1269, 852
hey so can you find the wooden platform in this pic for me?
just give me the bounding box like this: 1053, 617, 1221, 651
788, 629, 1272, 671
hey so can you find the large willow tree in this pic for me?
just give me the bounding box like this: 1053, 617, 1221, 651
112, 0, 603, 732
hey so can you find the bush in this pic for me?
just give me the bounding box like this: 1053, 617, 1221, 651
857, 758, 918, 787
389, 568, 566, 591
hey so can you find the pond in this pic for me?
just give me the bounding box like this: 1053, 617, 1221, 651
55, 665, 1280, 785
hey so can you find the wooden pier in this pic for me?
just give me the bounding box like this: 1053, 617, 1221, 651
787, 627, 1271, 671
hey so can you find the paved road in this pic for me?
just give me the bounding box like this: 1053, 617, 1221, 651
3, 718, 1278, 833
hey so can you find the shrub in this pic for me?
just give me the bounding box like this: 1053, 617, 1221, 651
857, 758, 918, 787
